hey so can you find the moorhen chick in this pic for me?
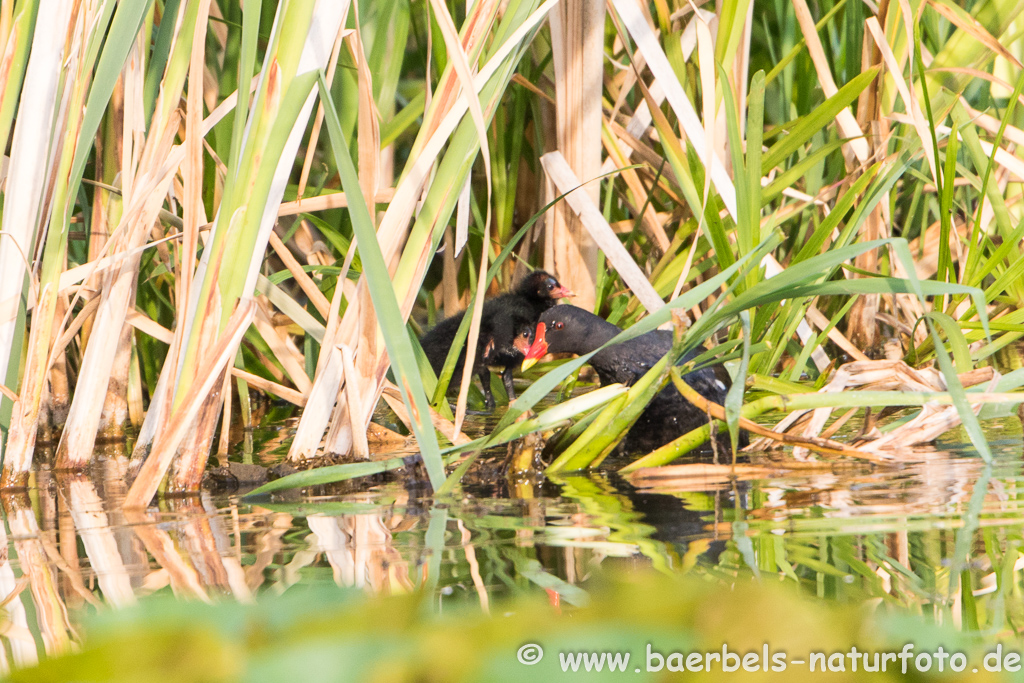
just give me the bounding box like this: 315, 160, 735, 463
420, 271, 573, 410
521, 304, 738, 452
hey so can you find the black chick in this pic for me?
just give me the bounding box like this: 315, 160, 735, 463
522, 304, 739, 452
420, 271, 573, 410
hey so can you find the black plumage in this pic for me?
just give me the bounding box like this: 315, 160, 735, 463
420, 271, 573, 410
523, 304, 739, 452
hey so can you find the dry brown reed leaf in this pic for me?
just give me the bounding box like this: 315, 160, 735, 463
267, 230, 331, 318
890, 112, 1024, 180
600, 11, 675, 255
252, 304, 312, 395
125, 309, 173, 344
790, 0, 869, 163
511, 72, 555, 104
804, 305, 870, 361
906, 218, 968, 280
600, 121, 670, 253
53, 297, 101, 357
928, 67, 1024, 107
602, 62, 662, 164
231, 368, 305, 407
672, 376, 881, 462
958, 100, 1024, 148
287, 220, 334, 267
279, 190, 397, 217
542, 151, 664, 313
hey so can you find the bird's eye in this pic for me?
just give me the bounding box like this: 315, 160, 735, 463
554, 321, 564, 330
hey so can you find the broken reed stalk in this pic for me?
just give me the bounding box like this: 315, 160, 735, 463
0, 0, 40, 419
2, 0, 93, 486
545, 0, 603, 312
124, 300, 255, 508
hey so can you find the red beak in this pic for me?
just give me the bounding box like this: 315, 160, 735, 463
552, 285, 575, 299
520, 322, 549, 371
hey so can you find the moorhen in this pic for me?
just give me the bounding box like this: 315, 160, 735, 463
521, 304, 738, 452
420, 271, 573, 410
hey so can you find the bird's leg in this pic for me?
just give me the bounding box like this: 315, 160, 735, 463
477, 368, 496, 412
502, 367, 517, 402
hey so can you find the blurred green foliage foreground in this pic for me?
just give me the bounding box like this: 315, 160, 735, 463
9, 570, 1016, 682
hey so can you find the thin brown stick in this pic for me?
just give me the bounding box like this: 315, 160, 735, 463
267, 230, 331, 318
669, 370, 886, 463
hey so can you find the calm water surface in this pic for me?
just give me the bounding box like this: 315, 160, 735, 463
2, 409, 1023, 664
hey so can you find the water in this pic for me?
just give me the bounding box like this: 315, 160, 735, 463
2, 412, 1023, 663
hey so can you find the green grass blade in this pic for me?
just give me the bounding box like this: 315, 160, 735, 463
726, 311, 750, 455
762, 67, 877, 171
317, 74, 445, 491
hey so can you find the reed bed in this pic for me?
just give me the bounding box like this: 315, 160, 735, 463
0, 0, 1023, 503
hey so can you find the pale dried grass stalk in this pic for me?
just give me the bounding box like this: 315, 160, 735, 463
545, 0, 604, 311
541, 151, 664, 313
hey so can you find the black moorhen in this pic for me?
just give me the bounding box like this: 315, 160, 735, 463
420, 271, 573, 410
521, 304, 739, 452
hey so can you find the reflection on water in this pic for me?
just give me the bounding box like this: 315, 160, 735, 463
0, 416, 1022, 666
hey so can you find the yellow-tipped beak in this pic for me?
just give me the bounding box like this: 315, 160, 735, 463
520, 323, 548, 372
